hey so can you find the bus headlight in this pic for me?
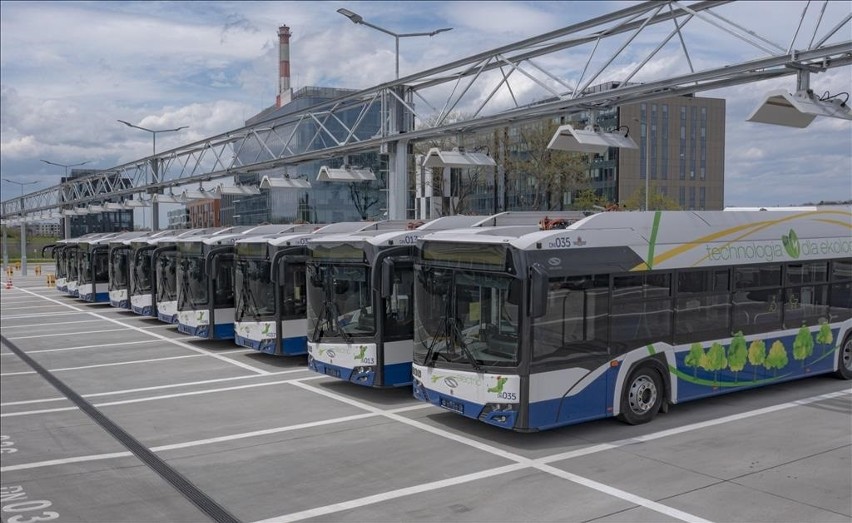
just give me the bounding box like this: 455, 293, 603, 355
352, 366, 376, 383
479, 403, 518, 427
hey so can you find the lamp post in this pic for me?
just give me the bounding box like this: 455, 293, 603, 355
118, 120, 188, 230
3, 178, 39, 275
337, 8, 452, 80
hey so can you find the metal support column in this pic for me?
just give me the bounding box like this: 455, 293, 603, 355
20, 220, 27, 275
388, 140, 409, 220
151, 158, 160, 230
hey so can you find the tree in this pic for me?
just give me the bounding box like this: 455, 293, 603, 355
620, 182, 681, 211
349, 181, 382, 220
816, 320, 834, 357
685, 342, 705, 377
703, 341, 728, 386
572, 188, 609, 211
502, 120, 590, 211
747, 339, 767, 380
727, 332, 748, 382
764, 340, 789, 376
792, 324, 814, 368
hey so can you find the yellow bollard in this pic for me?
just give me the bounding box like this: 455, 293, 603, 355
15, 261, 21, 271
35, 265, 42, 276
47, 274, 55, 286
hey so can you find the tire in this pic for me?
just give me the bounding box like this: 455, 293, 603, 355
618, 365, 663, 425
835, 335, 852, 380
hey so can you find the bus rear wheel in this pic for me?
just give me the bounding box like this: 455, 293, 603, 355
836, 335, 852, 380
618, 365, 663, 425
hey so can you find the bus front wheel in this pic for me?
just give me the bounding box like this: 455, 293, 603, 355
836, 335, 852, 380
618, 365, 663, 425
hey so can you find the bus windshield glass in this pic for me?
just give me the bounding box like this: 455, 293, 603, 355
156, 252, 178, 302
307, 263, 374, 339
56, 249, 67, 278
110, 249, 128, 290
178, 254, 207, 310
414, 268, 521, 367
67, 249, 79, 280
235, 257, 274, 321
132, 251, 153, 294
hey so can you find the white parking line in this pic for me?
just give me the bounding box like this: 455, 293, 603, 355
0, 354, 203, 378
0, 339, 159, 356
0, 403, 430, 472
1, 368, 308, 407
0, 304, 67, 310
259, 383, 852, 523
1, 374, 323, 417
1, 311, 84, 319
15, 288, 270, 375
0, 319, 105, 330
5, 328, 129, 340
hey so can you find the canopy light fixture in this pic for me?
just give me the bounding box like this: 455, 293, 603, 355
421, 147, 496, 168
747, 89, 852, 128
317, 165, 376, 182
259, 175, 312, 189
217, 184, 261, 196
547, 124, 638, 154
181, 188, 221, 201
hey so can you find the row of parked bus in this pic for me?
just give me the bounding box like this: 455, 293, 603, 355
45, 208, 852, 432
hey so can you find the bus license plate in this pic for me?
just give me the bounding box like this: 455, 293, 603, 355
324, 367, 341, 378
440, 398, 464, 414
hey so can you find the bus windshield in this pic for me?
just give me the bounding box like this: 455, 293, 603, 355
235, 257, 274, 321
178, 254, 207, 310
414, 268, 521, 367
67, 249, 79, 280
307, 263, 374, 340
156, 252, 178, 302
132, 251, 153, 294
56, 249, 67, 278
109, 249, 128, 290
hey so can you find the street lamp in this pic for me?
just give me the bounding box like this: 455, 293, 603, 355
41, 159, 90, 180
3, 178, 39, 275
337, 8, 452, 80
117, 120, 188, 156
118, 120, 188, 231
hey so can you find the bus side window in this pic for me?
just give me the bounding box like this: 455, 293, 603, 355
532, 275, 609, 366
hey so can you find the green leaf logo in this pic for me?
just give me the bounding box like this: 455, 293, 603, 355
781, 229, 800, 258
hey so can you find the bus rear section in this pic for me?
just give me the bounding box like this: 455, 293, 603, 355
412, 208, 852, 431
233, 222, 375, 356
306, 217, 489, 387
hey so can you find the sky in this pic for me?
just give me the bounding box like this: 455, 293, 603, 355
1, 0, 850, 225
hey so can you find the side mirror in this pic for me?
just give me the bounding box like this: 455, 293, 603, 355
530, 265, 549, 318
205, 256, 216, 277
277, 261, 288, 285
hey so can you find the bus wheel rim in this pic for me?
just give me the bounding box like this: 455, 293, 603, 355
843, 339, 852, 371
628, 375, 657, 415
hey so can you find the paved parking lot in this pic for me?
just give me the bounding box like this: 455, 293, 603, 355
2, 268, 850, 523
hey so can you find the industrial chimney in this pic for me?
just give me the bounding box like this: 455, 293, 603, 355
276, 25, 292, 108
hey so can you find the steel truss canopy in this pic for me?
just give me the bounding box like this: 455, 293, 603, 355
3, 0, 851, 220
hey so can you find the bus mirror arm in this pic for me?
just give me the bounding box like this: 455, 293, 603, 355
204, 246, 232, 277
530, 264, 548, 318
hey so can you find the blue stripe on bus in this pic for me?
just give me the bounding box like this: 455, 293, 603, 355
157, 311, 176, 323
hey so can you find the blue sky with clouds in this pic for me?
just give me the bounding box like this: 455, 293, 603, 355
1, 0, 850, 217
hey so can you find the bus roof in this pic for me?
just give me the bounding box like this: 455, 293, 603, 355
422, 208, 852, 272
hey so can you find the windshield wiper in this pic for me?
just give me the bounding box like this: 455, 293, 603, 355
331, 301, 352, 342
449, 317, 483, 373
237, 265, 262, 322
423, 293, 451, 367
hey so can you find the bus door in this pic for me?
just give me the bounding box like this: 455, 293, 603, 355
374, 248, 416, 387
108, 244, 131, 308
271, 248, 308, 355
205, 247, 236, 339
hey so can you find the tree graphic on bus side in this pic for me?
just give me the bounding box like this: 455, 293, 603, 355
764, 340, 789, 376
792, 324, 814, 368
747, 339, 767, 380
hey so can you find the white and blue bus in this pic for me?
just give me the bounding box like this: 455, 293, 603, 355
233, 222, 381, 356
305, 216, 510, 388
78, 232, 139, 302
128, 229, 214, 320
48, 233, 107, 296
176, 225, 302, 339
109, 230, 172, 309
412, 208, 852, 431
